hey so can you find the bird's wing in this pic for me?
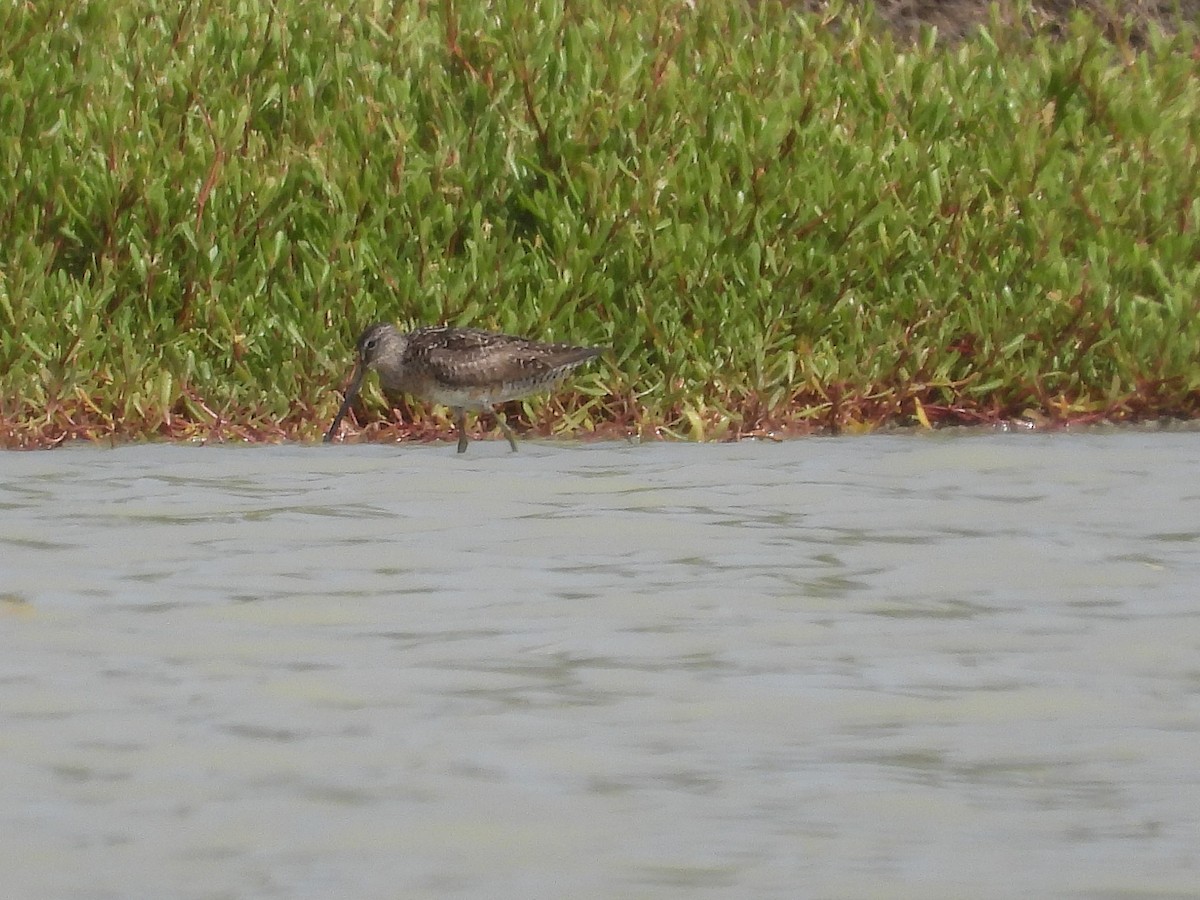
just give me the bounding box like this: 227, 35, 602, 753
423, 332, 598, 389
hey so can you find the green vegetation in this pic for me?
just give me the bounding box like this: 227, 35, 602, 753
2, 0, 1198, 448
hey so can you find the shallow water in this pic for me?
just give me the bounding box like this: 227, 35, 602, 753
2, 432, 1199, 899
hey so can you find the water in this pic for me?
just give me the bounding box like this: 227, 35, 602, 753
2, 432, 1198, 899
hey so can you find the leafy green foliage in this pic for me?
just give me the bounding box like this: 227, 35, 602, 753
2, 0, 1198, 445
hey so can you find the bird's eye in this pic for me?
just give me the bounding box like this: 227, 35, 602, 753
364, 338, 378, 352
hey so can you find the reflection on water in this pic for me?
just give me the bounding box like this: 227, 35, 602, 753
2, 432, 1199, 898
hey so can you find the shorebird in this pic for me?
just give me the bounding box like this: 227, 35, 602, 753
324, 323, 603, 452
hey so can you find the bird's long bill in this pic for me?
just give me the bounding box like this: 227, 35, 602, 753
323, 362, 366, 443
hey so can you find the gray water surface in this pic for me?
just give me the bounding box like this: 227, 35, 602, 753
2, 433, 1198, 899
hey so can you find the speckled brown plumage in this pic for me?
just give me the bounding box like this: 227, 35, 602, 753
324, 323, 603, 452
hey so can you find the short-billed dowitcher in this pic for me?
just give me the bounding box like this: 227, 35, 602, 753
323, 323, 603, 452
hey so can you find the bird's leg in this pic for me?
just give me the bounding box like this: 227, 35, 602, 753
453, 407, 469, 454
493, 407, 519, 452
